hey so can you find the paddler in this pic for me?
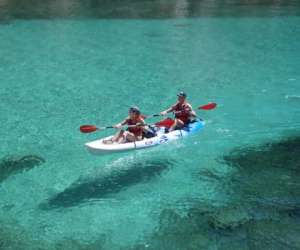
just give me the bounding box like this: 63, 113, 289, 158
160, 91, 196, 132
103, 106, 146, 144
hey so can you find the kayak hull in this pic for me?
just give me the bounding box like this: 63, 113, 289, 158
85, 119, 205, 155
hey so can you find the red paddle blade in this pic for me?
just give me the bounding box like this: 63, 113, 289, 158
198, 102, 217, 110
155, 118, 175, 128
80, 125, 98, 133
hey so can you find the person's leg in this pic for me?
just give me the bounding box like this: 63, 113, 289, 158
124, 132, 137, 142
103, 130, 124, 144
143, 126, 156, 138
169, 119, 184, 132
116, 130, 127, 143
112, 130, 124, 141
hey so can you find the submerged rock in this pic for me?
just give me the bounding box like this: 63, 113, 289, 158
207, 206, 251, 231
0, 218, 107, 250
146, 208, 216, 250
223, 136, 300, 172
0, 218, 49, 250
0, 155, 45, 182
222, 135, 300, 213
128, 135, 300, 249
244, 216, 300, 249
218, 135, 300, 247
130, 203, 300, 250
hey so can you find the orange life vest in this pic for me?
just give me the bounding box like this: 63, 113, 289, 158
126, 116, 144, 137
174, 102, 191, 124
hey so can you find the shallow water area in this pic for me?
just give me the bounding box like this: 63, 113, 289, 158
1, 0, 300, 249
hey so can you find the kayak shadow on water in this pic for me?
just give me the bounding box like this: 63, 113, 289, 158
39, 158, 174, 210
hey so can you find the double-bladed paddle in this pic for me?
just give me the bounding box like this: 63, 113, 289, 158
80, 122, 167, 133
143, 102, 217, 118
80, 102, 217, 133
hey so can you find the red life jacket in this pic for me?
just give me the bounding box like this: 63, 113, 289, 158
174, 102, 191, 124
126, 117, 144, 137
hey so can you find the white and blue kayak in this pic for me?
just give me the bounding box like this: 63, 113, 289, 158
85, 119, 205, 155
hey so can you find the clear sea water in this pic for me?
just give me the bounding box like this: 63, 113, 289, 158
0, 1, 300, 249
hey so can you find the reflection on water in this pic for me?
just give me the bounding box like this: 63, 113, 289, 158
0, 0, 299, 21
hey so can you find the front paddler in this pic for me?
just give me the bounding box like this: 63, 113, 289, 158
103, 106, 145, 144
160, 91, 196, 132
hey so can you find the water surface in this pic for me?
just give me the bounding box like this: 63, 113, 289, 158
1, 0, 300, 249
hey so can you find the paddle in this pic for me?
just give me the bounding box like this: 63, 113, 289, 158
80, 121, 171, 133
144, 102, 217, 118
155, 102, 217, 128
141, 114, 161, 119
155, 102, 217, 127
80, 103, 217, 133
198, 102, 217, 110
155, 118, 175, 128
80, 125, 113, 133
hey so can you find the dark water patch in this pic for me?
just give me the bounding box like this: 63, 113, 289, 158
54, 236, 107, 250
144, 32, 162, 39
1, 203, 15, 211
0, 155, 45, 182
129, 204, 300, 250
0, 17, 12, 25
0, 0, 300, 21
223, 135, 300, 173
0, 218, 47, 250
198, 168, 223, 181
0, 218, 107, 250
174, 23, 192, 28
278, 206, 300, 222
128, 136, 300, 249
221, 135, 300, 213
143, 207, 217, 250
40, 158, 173, 210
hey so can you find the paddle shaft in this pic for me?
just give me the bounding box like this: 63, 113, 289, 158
80, 123, 155, 133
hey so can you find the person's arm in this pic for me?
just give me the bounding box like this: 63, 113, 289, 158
114, 118, 128, 129
135, 118, 146, 127
183, 104, 192, 114
173, 104, 193, 116
184, 104, 197, 117
160, 103, 177, 116
189, 105, 197, 117
139, 118, 152, 133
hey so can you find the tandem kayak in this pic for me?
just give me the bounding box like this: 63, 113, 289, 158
85, 119, 205, 155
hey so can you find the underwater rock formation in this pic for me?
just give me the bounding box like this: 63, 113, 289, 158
0, 155, 45, 182
223, 136, 300, 212
129, 204, 300, 250
223, 136, 300, 172
41, 158, 173, 209
128, 135, 300, 250
0, 218, 107, 250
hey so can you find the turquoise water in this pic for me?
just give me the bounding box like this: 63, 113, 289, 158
1, 1, 300, 249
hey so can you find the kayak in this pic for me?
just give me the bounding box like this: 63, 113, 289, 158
85, 119, 205, 155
